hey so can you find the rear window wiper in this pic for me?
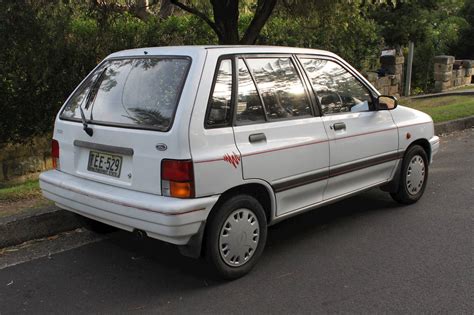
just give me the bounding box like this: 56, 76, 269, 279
78, 66, 108, 137
79, 106, 93, 137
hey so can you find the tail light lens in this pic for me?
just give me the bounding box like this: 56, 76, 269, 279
161, 159, 194, 198
51, 139, 60, 170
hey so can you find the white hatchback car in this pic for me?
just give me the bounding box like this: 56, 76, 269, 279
40, 46, 439, 279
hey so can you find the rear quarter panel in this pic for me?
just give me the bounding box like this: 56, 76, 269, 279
188, 50, 245, 197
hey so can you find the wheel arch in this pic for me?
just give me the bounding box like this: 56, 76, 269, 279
211, 181, 276, 224
179, 181, 276, 259
381, 138, 431, 194
406, 138, 431, 162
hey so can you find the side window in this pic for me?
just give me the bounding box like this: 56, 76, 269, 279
245, 57, 312, 120
300, 58, 373, 115
236, 59, 266, 124
206, 59, 232, 127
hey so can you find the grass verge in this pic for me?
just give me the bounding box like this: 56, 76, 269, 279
0, 179, 42, 202
401, 95, 474, 123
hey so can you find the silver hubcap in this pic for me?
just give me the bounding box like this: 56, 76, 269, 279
219, 208, 260, 267
406, 155, 425, 195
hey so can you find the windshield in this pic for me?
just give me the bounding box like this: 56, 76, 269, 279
61, 57, 191, 131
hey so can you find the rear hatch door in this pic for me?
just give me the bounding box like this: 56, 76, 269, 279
55, 55, 197, 195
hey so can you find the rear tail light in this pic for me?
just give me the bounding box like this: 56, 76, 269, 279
161, 159, 194, 198
51, 139, 60, 170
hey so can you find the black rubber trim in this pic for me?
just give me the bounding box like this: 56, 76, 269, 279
329, 152, 402, 177
73, 140, 134, 156
273, 169, 329, 193
273, 151, 404, 192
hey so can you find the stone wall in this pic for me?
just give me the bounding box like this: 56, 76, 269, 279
0, 136, 52, 186
434, 55, 473, 92
365, 54, 404, 97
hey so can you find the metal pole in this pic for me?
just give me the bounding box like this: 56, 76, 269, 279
404, 41, 414, 96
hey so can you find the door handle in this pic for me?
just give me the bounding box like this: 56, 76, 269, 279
331, 122, 346, 131
249, 133, 267, 143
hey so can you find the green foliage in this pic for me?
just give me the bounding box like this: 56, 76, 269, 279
0, 2, 216, 145
371, 0, 468, 92
0, 0, 470, 145
260, 3, 381, 70
0, 1, 77, 145
450, 0, 474, 59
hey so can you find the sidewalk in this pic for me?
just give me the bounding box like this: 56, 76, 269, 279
0, 117, 473, 249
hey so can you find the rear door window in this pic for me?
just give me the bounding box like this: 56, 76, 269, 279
61, 57, 191, 131
245, 57, 312, 120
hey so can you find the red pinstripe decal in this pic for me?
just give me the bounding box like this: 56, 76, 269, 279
194, 121, 431, 164
41, 177, 205, 216
333, 127, 397, 141
243, 139, 328, 157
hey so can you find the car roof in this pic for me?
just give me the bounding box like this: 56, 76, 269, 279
106, 45, 338, 59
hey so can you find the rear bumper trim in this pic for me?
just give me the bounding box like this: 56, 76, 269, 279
39, 170, 219, 245
40, 175, 205, 216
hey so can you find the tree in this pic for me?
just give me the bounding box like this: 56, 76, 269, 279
450, 0, 474, 59
89, 0, 278, 44
169, 0, 278, 44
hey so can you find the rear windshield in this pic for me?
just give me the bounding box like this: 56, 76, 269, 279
61, 57, 191, 131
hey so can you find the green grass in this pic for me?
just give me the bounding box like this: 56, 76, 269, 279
0, 179, 42, 202
402, 95, 474, 123
450, 84, 474, 91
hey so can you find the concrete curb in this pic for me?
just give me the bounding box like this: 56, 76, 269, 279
434, 116, 474, 135
408, 89, 474, 100
0, 116, 473, 248
0, 206, 81, 248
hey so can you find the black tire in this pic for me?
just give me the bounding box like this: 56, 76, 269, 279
205, 194, 267, 280
390, 145, 429, 204
77, 215, 117, 234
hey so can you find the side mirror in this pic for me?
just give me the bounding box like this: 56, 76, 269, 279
377, 95, 398, 110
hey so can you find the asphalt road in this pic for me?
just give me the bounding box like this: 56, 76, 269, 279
1, 129, 473, 314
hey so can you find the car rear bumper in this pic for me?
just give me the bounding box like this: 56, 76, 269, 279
429, 136, 440, 163
39, 170, 219, 245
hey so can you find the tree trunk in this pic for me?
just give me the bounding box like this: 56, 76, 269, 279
170, 0, 277, 45
240, 0, 277, 44
133, 0, 151, 20
160, 0, 174, 19
210, 0, 240, 44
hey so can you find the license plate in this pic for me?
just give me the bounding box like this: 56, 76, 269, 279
87, 151, 122, 178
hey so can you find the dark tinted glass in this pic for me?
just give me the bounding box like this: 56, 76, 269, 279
301, 58, 373, 115
245, 58, 312, 120
236, 59, 266, 124
61, 58, 190, 131
206, 60, 233, 127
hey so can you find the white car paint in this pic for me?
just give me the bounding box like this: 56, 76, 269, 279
40, 45, 439, 249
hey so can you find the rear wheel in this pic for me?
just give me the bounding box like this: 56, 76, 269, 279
77, 215, 117, 234
391, 145, 429, 204
205, 195, 267, 280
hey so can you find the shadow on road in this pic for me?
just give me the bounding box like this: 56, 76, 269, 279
101, 188, 399, 283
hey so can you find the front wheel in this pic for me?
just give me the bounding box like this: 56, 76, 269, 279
205, 195, 267, 280
391, 145, 429, 204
